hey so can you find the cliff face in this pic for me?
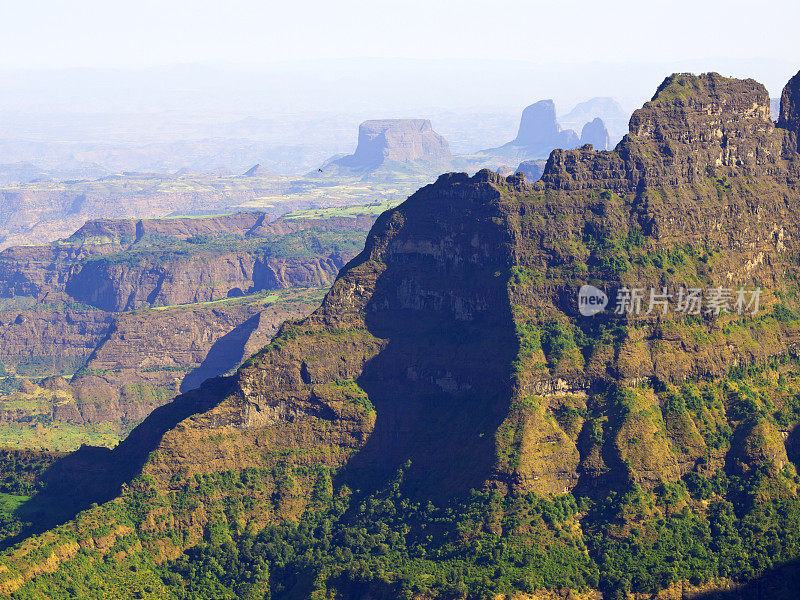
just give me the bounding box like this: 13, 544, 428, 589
0, 212, 374, 449
481, 99, 592, 161
0, 212, 372, 311
559, 96, 629, 143
330, 119, 452, 172
9, 71, 800, 599
514, 100, 580, 150
778, 70, 800, 151
107, 69, 800, 499
515, 159, 546, 182
0, 245, 102, 298
3, 296, 317, 433
67, 212, 268, 244
579, 117, 611, 150
64, 252, 346, 312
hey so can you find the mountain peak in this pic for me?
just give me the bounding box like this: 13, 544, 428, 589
242, 163, 273, 177
778, 70, 800, 148
11, 69, 800, 600
579, 117, 611, 150
514, 99, 579, 149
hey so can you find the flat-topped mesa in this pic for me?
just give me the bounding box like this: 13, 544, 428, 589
68, 212, 269, 244
334, 119, 451, 171
540, 72, 784, 193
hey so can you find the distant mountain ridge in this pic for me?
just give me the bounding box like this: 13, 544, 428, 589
0, 210, 378, 451
558, 96, 630, 142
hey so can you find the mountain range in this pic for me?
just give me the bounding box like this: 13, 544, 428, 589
0, 209, 381, 451
2, 68, 800, 599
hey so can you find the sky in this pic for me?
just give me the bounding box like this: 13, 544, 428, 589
0, 0, 799, 121
2, 0, 798, 69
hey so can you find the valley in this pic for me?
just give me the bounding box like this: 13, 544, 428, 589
0, 208, 380, 450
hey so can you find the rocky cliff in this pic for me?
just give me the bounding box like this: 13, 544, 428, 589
330, 119, 452, 173
515, 100, 580, 150
0, 211, 375, 449
559, 96, 630, 143
579, 117, 611, 150
0, 212, 372, 311
515, 159, 546, 182
480, 99, 585, 161
7, 71, 800, 599
0, 292, 317, 440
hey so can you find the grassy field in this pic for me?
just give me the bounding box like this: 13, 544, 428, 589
0, 421, 123, 451
282, 199, 401, 220
0, 492, 29, 518
150, 285, 328, 311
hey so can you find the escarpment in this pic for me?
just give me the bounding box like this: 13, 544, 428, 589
63, 251, 347, 312
9, 71, 800, 599
0, 212, 373, 448
0, 212, 374, 311
143, 72, 800, 502
144, 169, 523, 499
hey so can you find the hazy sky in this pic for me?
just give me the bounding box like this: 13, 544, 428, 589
2, 0, 798, 69
1, 0, 799, 123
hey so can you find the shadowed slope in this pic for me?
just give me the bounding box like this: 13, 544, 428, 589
9, 377, 233, 541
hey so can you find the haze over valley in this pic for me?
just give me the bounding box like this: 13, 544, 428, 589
2, 1, 800, 598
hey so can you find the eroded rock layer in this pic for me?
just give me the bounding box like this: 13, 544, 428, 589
7, 71, 800, 599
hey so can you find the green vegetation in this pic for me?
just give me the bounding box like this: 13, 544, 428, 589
16, 457, 796, 600
0, 449, 62, 496
154, 466, 597, 600
589, 469, 800, 598
0, 421, 124, 451
282, 199, 401, 220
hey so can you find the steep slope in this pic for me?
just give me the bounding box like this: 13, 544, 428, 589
579, 117, 611, 150
6, 71, 800, 599
559, 96, 630, 144
0, 212, 376, 450
480, 100, 581, 161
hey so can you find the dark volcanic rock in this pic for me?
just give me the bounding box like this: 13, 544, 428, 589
0, 211, 376, 440
14, 69, 800, 599
63, 249, 347, 312
132, 70, 800, 501
0, 245, 104, 297
0, 212, 375, 312
778, 70, 800, 151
